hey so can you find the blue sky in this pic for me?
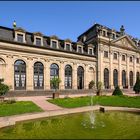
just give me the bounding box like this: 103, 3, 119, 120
0, 1, 140, 41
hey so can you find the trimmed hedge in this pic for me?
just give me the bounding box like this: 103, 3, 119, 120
112, 86, 123, 96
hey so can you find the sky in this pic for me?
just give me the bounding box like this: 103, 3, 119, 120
0, 1, 140, 41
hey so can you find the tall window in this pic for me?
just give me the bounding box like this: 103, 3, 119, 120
17, 34, 23, 43
113, 69, 118, 88
34, 62, 44, 89
137, 58, 139, 64
65, 44, 71, 51
129, 71, 133, 88
36, 38, 41, 46
50, 63, 59, 89
65, 65, 72, 89
113, 53, 118, 60
136, 72, 140, 79
122, 55, 126, 61
104, 51, 108, 58
52, 41, 57, 49
14, 60, 26, 90
122, 70, 126, 88
130, 57, 133, 62
104, 68, 109, 89
77, 66, 84, 89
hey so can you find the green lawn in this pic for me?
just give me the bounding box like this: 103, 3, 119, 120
48, 95, 140, 108
0, 101, 43, 117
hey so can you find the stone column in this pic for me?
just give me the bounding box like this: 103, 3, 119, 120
118, 53, 122, 89
84, 64, 88, 89
59, 61, 65, 90
99, 48, 104, 88
133, 56, 136, 85
5, 56, 14, 90
72, 63, 77, 89
27, 58, 33, 90
44, 60, 50, 90
109, 51, 113, 89
126, 54, 130, 89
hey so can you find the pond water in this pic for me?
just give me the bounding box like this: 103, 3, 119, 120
0, 111, 140, 139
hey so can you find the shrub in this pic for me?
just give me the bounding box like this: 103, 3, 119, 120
89, 80, 95, 89
96, 81, 102, 96
0, 83, 9, 96
112, 86, 123, 96
50, 77, 61, 91
133, 76, 140, 94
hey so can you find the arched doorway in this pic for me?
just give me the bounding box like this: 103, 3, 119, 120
104, 68, 109, 89
122, 70, 126, 89
77, 66, 84, 89
65, 65, 72, 89
14, 60, 26, 90
50, 63, 59, 89
113, 69, 118, 88
34, 62, 44, 89
136, 72, 140, 79
129, 71, 133, 88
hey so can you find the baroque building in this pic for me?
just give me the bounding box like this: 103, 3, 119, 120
0, 22, 139, 94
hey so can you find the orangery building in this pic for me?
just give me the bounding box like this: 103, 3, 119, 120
0, 22, 140, 94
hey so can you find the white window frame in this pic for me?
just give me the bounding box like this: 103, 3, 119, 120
50, 39, 59, 49
33, 36, 43, 46
88, 47, 94, 55
14, 31, 26, 43
64, 42, 72, 51
77, 45, 83, 53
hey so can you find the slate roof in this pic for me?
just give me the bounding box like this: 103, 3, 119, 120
0, 26, 96, 57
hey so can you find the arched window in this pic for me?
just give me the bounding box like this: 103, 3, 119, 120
136, 72, 140, 79
113, 69, 118, 88
129, 71, 133, 88
34, 62, 44, 89
104, 68, 109, 89
50, 63, 59, 89
65, 65, 72, 89
77, 66, 84, 89
14, 60, 26, 90
122, 70, 126, 88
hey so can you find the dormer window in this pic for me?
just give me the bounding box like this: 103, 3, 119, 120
112, 34, 116, 39
33, 32, 43, 46
17, 34, 23, 43
103, 31, 106, 37
36, 38, 41, 46
77, 46, 83, 53
65, 43, 71, 51
51, 40, 58, 49
89, 48, 93, 55
14, 27, 26, 43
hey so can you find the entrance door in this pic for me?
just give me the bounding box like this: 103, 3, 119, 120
77, 66, 84, 89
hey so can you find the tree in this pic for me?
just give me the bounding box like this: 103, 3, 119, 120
89, 80, 95, 89
112, 86, 123, 96
133, 76, 140, 94
96, 81, 102, 96
50, 77, 61, 91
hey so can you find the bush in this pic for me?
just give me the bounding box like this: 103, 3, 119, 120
96, 81, 102, 96
0, 83, 9, 96
133, 76, 140, 94
50, 77, 61, 91
89, 80, 95, 89
112, 86, 123, 96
